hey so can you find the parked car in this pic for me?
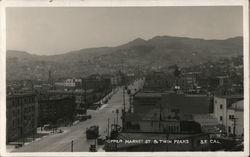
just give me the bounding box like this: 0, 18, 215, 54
89, 144, 97, 152
97, 137, 105, 145
77, 115, 92, 121
43, 124, 52, 130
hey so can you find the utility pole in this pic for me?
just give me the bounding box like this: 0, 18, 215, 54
159, 102, 162, 131
123, 86, 126, 112
107, 118, 110, 138
165, 131, 169, 151
122, 71, 126, 131
116, 109, 119, 125
232, 117, 237, 140
71, 140, 74, 152
84, 79, 87, 108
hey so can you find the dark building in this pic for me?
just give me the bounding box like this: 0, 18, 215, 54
143, 71, 190, 93
161, 93, 213, 114
132, 92, 212, 115
38, 96, 76, 126
83, 74, 112, 93
6, 93, 38, 143
143, 71, 172, 92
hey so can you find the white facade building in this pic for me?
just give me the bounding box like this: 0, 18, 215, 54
64, 78, 82, 87
213, 96, 243, 136
227, 100, 243, 136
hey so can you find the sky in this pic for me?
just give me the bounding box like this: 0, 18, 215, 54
6, 6, 243, 55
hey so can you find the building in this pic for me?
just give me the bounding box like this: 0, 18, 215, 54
132, 92, 212, 116
192, 114, 221, 134
143, 72, 172, 92
124, 111, 200, 134
38, 96, 76, 126
64, 78, 82, 88
55, 78, 82, 89
213, 95, 243, 136
125, 91, 208, 133
226, 100, 243, 136
6, 93, 38, 142
161, 93, 212, 115
132, 92, 163, 114
101, 74, 122, 88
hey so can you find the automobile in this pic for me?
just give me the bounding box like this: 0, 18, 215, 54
79, 116, 88, 121
89, 144, 97, 152
127, 89, 131, 94
14, 143, 23, 148
43, 124, 52, 130
97, 137, 105, 145
77, 114, 92, 121
89, 104, 99, 110
103, 99, 108, 104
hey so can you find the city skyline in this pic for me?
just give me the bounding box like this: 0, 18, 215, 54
6, 6, 243, 55
4, 4, 246, 153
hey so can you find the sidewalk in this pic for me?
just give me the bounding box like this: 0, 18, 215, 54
7, 126, 69, 152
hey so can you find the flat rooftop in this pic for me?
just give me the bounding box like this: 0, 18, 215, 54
135, 91, 174, 98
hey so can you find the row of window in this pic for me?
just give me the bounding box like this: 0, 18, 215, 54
219, 115, 235, 121
163, 125, 179, 132
11, 106, 35, 117
8, 96, 36, 107
11, 119, 35, 129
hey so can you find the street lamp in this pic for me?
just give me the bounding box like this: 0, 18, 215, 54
116, 109, 119, 125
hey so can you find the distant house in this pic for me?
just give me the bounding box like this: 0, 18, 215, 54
216, 76, 229, 86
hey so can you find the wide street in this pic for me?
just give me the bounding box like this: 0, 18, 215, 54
13, 79, 144, 152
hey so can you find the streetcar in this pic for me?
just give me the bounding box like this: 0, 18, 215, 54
86, 125, 99, 139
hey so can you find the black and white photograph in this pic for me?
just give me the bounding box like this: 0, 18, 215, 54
0, 0, 249, 156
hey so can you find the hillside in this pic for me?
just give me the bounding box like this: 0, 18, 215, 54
6, 36, 243, 80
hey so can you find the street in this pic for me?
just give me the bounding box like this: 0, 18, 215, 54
13, 79, 144, 152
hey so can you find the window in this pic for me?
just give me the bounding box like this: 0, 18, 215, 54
228, 126, 231, 133
220, 104, 223, 109
220, 116, 223, 121
229, 115, 235, 120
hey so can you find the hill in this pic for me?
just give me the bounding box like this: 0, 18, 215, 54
6, 36, 243, 80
